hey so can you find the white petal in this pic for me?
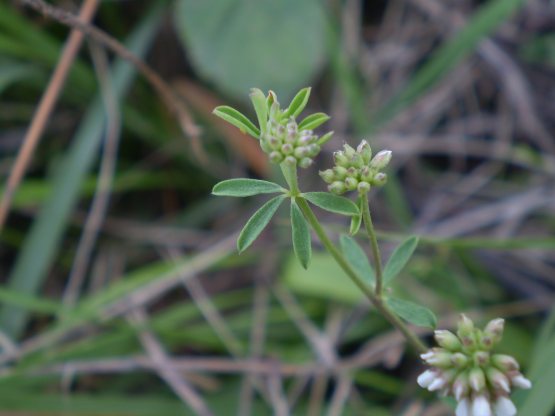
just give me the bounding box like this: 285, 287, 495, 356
456, 399, 471, 416
494, 397, 517, 416
454, 382, 466, 401
472, 395, 493, 416
417, 370, 436, 388
511, 374, 532, 389
420, 351, 435, 360
428, 377, 447, 391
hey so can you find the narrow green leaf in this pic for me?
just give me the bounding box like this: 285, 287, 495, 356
212, 178, 284, 197
237, 195, 286, 253
213, 105, 260, 138
283, 87, 311, 118
298, 112, 330, 131
317, 131, 334, 146
249, 88, 268, 134
303, 192, 359, 216
340, 235, 375, 285
383, 236, 419, 285
291, 200, 311, 269
386, 298, 437, 329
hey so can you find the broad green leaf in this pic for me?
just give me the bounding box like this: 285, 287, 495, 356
212, 179, 284, 197
174, 0, 327, 100
249, 88, 268, 133
213, 105, 260, 138
386, 298, 437, 329
383, 236, 419, 285
298, 112, 330, 131
283, 87, 311, 118
291, 200, 311, 269
340, 235, 375, 285
237, 195, 286, 253
303, 192, 359, 216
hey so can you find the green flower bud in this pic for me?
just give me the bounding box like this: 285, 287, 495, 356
334, 151, 349, 167
474, 351, 490, 367
294, 146, 309, 159
451, 352, 469, 368
486, 367, 510, 393
307, 144, 320, 157
468, 367, 486, 392
457, 314, 475, 346
372, 172, 387, 186
299, 157, 313, 169
329, 181, 346, 195
356, 140, 372, 163
284, 156, 297, 166
491, 354, 519, 372
268, 136, 281, 150
319, 169, 335, 183
360, 166, 373, 182
483, 318, 505, 345
453, 372, 470, 401
434, 330, 462, 351
343, 144, 356, 159
269, 151, 283, 164
344, 177, 358, 191
260, 138, 273, 153
281, 143, 294, 155
333, 166, 348, 180
357, 181, 371, 193
370, 150, 392, 170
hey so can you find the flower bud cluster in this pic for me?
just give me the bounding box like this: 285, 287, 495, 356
417, 315, 531, 416
319, 140, 392, 195
259, 118, 321, 168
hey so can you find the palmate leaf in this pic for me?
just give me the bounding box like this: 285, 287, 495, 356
340, 235, 375, 285
237, 195, 286, 253
291, 200, 312, 269
303, 192, 359, 216
212, 179, 285, 197
213, 105, 260, 138
383, 236, 419, 285
386, 297, 437, 329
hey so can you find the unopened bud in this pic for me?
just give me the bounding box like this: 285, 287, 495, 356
357, 181, 371, 193
344, 177, 358, 191
474, 351, 490, 367
451, 352, 468, 368
457, 314, 475, 339
269, 151, 283, 164
350, 153, 364, 168
294, 146, 309, 159
343, 144, 356, 158
329, 181, 346, 195
370, 150, 392, 169
360, 166, 373, 181
334, 151, 349, 167
284, 156, 297, 166
484, 318, 505, 344
492, 354, 519, 372
511, 374, 532, 389
319, 169, 335, 183
421, 350, 452, 368
434, 330, 462, 351
486, 368, 510, 393
299, 158, 313, 169
469, 367, 486, 392
357, 140, 372, 163
281, 143, 293, 155
372, 172, 387, 186
307, 144, 320, 157
453, 372, 469, 401
333, 166, 348, 180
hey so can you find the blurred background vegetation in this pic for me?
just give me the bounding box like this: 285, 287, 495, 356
1, 0, 555, 414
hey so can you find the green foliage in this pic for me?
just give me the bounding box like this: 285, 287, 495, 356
249, 88, 269, 133
339, 235, 375, 286
383, 236, 419, 285
212, 179, 284, 197
173, 0, 328, 100
212, 105, 260, 138
283, 86, 311, 118
386, 298, 437, 329
298, 112, 331, 131
237, 195, 286, 253
291, 200, 312, 269
302, 192, 359, 216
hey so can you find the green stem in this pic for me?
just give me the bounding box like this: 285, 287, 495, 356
360, 192, 384, 295
296, 197, 427, 354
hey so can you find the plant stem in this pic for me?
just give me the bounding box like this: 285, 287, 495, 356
280, 162, 427, 353
360, 192, 384, 295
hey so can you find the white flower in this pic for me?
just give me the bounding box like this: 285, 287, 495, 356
511, 374, 532, 389
494, 396, 517, 416
428, 376, 447, 392
417, 370, 436, 388
472, 395, 493, 416
456, 398, 471, 416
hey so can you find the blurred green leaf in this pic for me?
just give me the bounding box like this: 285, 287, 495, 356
303, 192, 359, 216
349, 194, 363, 235
298, 112, 330, 131
212, 105, 260, 138
174, 0, 327, 100
237, 195, 286, 252
291, 200, 311, 269
283, 87, 311, 118
0, 59, 40, 94
340, 234, 375, 286
0, 3, 165, 338
249, 88, 268, 133
212, 178, 284, 197
386, 297, 437, 329
383, 236, 419, 285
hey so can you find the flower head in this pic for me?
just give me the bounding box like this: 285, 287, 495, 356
417, 315, 531, 415
320, 140, 392, 194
